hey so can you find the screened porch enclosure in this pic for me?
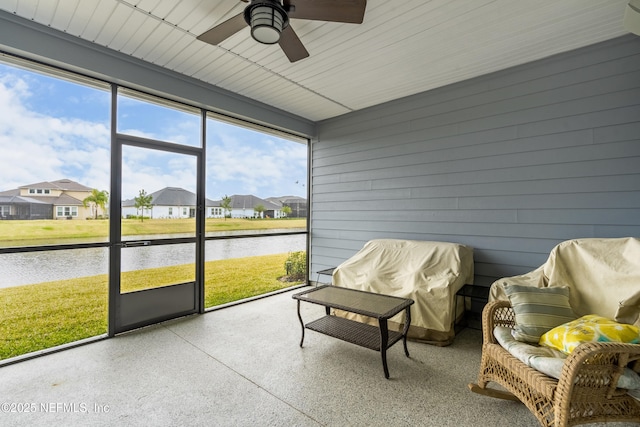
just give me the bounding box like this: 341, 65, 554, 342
0, 60, 308, 363
0, 0, 638, 381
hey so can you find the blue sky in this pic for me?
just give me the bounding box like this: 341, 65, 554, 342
0, 62, 307, 201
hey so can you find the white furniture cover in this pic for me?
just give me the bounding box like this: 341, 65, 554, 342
332, 239, 474, 345
490, 237, 640, 327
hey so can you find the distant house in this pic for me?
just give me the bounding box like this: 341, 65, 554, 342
266, 196, 307, 218
205, 199, 224, 219
122, 187, 218, 219
0, 190, 52, 220
0, 178, 100, 220
121, 188, 279, 219
209, 194, 284, 219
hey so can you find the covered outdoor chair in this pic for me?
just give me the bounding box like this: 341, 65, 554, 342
331, 239, 474, 346
470, 237, 640, 427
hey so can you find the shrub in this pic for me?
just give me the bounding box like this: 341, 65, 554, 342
284, 251, 306, 281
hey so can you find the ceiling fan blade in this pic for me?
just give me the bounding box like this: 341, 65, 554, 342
197, 13, 246, 45
279, 25, 309, 62
285, 0, 366, 24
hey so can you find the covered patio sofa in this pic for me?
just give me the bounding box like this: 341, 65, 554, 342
331, 239, 474, 346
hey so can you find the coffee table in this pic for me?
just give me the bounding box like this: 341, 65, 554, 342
292, 285, 414, 379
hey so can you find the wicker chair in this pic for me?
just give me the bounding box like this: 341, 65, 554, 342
469, 299, 640, 427
469, 238, 640, 426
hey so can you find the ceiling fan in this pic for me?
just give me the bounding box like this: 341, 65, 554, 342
197, 0, 367, 62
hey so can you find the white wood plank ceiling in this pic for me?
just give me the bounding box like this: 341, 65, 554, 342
0, 0, 632, 122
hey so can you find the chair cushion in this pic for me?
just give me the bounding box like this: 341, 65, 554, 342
503, 284, 576, 343
540, 314, 640, 354
495, 326, 640, 390
493, 325, 566, 363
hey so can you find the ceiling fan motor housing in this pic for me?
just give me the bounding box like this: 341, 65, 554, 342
244, 0, 290, 44
197, 0, 366, 62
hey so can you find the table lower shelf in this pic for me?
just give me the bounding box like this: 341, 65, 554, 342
305, 315, 403, 351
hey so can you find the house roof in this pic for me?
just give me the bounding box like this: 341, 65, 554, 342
122, 187, 216, 207
25, 194, 84, 206
0, 189, 20, 197
0, 1, 633, 122
149, 187, 196, 206
1, 180, 87, 205
0, 194, 50, 205
19, 178, 93, 192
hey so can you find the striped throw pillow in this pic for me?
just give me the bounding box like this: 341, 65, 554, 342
503, 284, 576, 343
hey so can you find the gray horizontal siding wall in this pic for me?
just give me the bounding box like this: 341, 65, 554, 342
311, 35, 640, 288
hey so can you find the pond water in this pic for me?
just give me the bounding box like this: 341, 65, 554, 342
0, 233, 306, 288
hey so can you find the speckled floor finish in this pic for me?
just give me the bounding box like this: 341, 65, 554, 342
1, 288, 637, 426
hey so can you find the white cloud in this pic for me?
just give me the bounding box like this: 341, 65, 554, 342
0, 66, 308, 201
0, 71, 110, 191
121, 147, 197, 199
206, 122, 307, 198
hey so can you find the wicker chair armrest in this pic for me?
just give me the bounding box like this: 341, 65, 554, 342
481, 299, 515, 344
556, 341, 640, 405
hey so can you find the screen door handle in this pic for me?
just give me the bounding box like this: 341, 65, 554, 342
121, 241, 151, 248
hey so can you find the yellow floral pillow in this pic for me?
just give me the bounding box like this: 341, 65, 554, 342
539, 314, 640, 354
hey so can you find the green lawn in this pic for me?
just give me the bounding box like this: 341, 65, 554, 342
0, 218, 306, 246
0, 218, 307, 360
0, 253, 302, 360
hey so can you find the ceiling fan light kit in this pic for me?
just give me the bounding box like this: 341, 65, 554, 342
245, 0, 289, 44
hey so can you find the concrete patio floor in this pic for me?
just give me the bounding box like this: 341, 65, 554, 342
1, 287, 637, 426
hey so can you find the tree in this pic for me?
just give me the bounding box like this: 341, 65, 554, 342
221, 195, 232, 221
253, 204, 265, 218
134, 189, 153, 222
281, 205, 292, 218
83, 189, 109, 219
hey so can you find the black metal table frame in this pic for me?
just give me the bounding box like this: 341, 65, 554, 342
292, 285, 414, 379
454, 284, 490, 330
